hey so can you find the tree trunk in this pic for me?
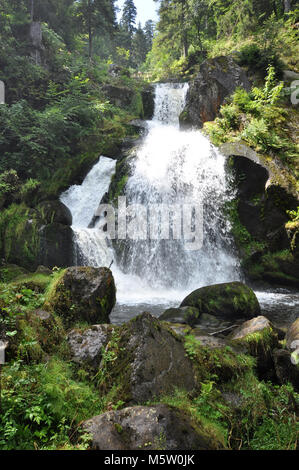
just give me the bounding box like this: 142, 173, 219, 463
88, 0, 92, 59
284, 0, 292, 12
30, 0, 34, 21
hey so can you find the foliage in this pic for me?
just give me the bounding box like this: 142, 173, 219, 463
204, 66, 298, 168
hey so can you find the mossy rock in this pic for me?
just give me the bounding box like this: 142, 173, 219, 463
229, 316, 279, 380
103, 312, 195, 405
45, 267, 116, 328
180, 282, 261, 320
37, 200, 72, 226
159, 306, 201, 327
83, 404, 225, 450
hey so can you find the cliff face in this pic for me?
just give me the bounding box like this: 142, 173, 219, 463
179, 56, 251, 129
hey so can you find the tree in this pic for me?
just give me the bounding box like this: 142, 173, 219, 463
77, 0, 116, 59
121, 0, 137, 36
132, 22, 148, 67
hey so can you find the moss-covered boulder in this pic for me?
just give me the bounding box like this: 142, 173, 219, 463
46, 267, 116, 327
83, 404, 225, 450
104, 312, 195, 404
159, 306, 201, 327
180, 282, 260, 320
229, 316, 279, 379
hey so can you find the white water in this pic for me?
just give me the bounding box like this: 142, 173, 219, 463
60, 156, 116, 267
60, 83, 242, 313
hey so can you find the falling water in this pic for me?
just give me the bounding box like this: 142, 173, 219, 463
61, 83, 242, 321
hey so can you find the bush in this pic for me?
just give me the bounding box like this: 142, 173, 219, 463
237, 43, 284, 78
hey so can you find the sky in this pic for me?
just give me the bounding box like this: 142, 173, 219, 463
116, 0, 159, 27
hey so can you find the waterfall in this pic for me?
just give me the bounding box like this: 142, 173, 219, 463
60, 156, 116, 267
61, 83, 241, 317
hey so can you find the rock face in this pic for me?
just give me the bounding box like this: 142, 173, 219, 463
37, 200, 72, 226
39, 223, 73, 268
47, 267, 116, 327
107, 312, 195, 404
180, 282, 260, 320
67, 324, 110, 369
221, 142, 299, 287
83, 405, 224, 450
180, 56, 250, 129
229, 316, 279, 379
159, 306, 201, 327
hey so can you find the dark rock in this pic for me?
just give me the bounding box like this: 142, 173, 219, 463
39, 223, 73, 268
46, 267, 116, 327
142, 86, 155, 120
37, 200, 72, 226
180, 282, 261, 320
273, 349, 299, 391
106, 312, 195, 404
180, 56, 250, 129
159, 306, 201, 327
82, 404, 225, 450
67, 324, 110, 369
102, 84, 135, 110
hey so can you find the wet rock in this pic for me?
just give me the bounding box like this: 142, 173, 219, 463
37, 200, 72, 226
180, 56, 250, 129
229, 316, 279, 379
180, 282, 260, 320
39, 223, 73, 268
46, 267, 116, 327
106, 312, 195, 404
159, 306, 201, 327
67, 324, 110, 369
141, 86, 155, 120
82, 404, 225, 450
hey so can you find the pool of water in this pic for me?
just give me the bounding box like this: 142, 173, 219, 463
110, 289, 299, 329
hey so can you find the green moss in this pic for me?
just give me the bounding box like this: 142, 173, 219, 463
0, 203, 41, 270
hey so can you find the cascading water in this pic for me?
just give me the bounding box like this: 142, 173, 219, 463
60, 156, 116, 267
61, 83, 243, 321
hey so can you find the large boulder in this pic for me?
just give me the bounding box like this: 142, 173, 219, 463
46, 267, 116, 327
180, 282, 260, 320
82, 405, 225, 450
105, 312, 195, 404
229, 316, 279, 379
180, 56, 250, 129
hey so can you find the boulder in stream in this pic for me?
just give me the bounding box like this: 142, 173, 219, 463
180, 282, 261, 320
